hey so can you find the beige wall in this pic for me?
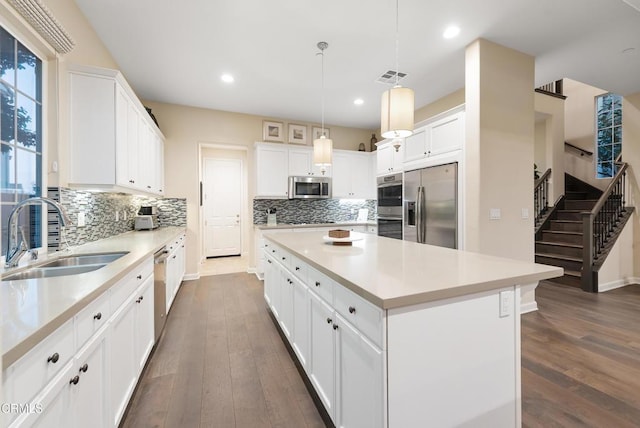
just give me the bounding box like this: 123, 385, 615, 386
534, 92, 565, 202
563, 78, 608, 190
414, 88, 465, 125
143, 100, 374, 276
623, 92, 640, 278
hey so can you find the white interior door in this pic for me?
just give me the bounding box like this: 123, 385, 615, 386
203, 158, 242, 257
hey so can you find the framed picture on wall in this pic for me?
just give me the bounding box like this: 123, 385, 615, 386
263, 120, 284, 142
312, 126, 330, 141
288, 124, 307, 144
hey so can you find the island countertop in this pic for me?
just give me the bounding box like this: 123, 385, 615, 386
265, 231, 563, 309
1, 226, 185, 369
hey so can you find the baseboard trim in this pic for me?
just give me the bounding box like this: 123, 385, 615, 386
183, 273, 200, 281
598, 277, 640, 292
520, 301, 539, 314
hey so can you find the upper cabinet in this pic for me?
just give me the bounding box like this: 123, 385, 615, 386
332, 151, 375, 199
256, 143, 289, 198
69, 65, 164, 196
376, 141, 404, 176
404, 109, 465, 164
288, 147, 331, 177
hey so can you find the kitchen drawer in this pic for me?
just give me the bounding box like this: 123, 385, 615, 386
333, 284, 384, 348
111, 258, 153, 310
4, 318, 74, 407
307, 266, 334, 304
289, 254, 308, 283
75, 290, 110, 349
264, 241, 281, 262
277, 248, 293, 271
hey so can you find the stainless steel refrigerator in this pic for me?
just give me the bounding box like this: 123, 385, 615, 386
403, 162, 457, 248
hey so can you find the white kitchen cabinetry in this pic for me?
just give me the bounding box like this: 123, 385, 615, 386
288, 147, 331, 177
71, 330, 109, 428
256, 143, 289, 198
332, 151, 374, 199
264, 242, 385, 426
404, 110, 465, 164
376, 141, 404, 176
69, 65, 165, 196
335, 313, 384, 428
309, 290, 337, 419
165, 233, 186, 313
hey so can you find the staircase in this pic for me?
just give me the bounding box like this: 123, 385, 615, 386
535, 175, 602, 287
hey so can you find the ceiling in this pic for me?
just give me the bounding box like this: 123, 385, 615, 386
74, 0, 640, 130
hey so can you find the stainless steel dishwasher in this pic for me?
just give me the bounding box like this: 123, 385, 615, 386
153, 247, 169, 342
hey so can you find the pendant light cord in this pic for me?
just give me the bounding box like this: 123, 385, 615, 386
395, 0, 400, 87
317, 42, 328, 136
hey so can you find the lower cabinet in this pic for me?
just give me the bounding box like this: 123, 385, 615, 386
308, 291, 336, 419
165, 234, 186, 313
3, 254, 159, 428
335, 314, 384, 428
264, 241, 385, 427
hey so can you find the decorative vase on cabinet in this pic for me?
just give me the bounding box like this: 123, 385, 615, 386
370, 134, 378, 152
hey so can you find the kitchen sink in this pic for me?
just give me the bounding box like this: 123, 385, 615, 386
2, 264, 107, 281
1, 251, 129, 282
39, 252, 128, 268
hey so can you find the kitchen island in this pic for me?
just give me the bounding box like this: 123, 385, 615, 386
263, 231, 562, 428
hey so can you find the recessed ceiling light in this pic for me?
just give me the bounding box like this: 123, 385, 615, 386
221, 74, 234, 83
443, 25, 460, 39
354, 98, 364, 105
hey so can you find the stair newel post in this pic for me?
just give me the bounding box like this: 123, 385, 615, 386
582, 211, 595, 292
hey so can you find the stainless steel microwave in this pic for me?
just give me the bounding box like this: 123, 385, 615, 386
288, 176, 331, 199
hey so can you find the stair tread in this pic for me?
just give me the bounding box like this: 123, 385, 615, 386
537, 241, 582, 248
535, 252, 582, 262
550, 220, 581, 224
563, 270, 581, 278
543, 231, 583, 236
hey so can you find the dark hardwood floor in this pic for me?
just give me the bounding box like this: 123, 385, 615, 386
122, 273, 324, 428
123, 274, 640, 428
522, 281, 640, 427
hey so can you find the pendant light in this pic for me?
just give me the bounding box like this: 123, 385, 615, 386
313, 41, 333, 175
380, 0, 414, 149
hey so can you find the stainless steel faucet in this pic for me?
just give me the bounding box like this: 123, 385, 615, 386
4, 197, 71, 268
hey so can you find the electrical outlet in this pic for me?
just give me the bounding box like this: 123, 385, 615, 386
489, 208, 501, 220
521, 208, 529, 219
115, 211, 119, 222
123, 210, 127, 220
499, 290, 513, 317
77, 212, 86, 227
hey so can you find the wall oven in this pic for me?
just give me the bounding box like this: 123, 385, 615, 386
288, 176, 331, 199
377, 174, 403, 240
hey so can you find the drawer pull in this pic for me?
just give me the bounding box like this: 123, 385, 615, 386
136, 296, 144, 303
172, 255, 177, 259
282, 257, 286, 261
47, 353, 60, 364
349, 306, 356, 314
326, 318, 332, 324
333, 324, 339, 330
295, 267, 300, 271
267, 260, 272, 264
69, 375, 80, 385
272, 249, 276, 253
93, 312, 102, 320
315, 281, 320, 287
137, 275, 142, 280
79, 363, 89, 373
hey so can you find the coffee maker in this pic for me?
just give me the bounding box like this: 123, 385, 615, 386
135, 206, 159, 230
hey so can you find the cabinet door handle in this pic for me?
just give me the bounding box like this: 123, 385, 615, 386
315, 281, 320, 287
137, 275, 142, 280
349, 306, 356, 314
79, 363, 89, 373
47, 353, 59, 364
333, 324, 339, 330
93, 312, 102, 320
282, 256, 286, 260
267, 260, 272, 264
295, 267, 300, 271
272, 250, 276, 253
172, 255, 177, 259
326, 318, 332, 324
69, 375, 80, 385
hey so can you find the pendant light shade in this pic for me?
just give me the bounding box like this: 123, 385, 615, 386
313, 135, 333, 168
313, 41, 333, 174
381, 85, 414, 138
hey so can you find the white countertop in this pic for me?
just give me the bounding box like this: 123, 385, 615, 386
266, 232, 563, 309
1, 226, 185, 369
256, 220, 376, 230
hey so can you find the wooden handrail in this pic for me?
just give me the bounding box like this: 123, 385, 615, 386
589, 163, 627, 215
534, 168, 552, 189
564, 142, 593, 157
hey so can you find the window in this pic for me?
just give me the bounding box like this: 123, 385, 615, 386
0, 26, 43, 256
595, 93, 622, 179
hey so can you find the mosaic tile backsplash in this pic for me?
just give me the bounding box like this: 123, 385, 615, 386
47, 187, 186, 250
253, 198, 377, 224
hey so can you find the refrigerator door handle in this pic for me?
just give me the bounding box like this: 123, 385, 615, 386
416, 186, 426, 244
